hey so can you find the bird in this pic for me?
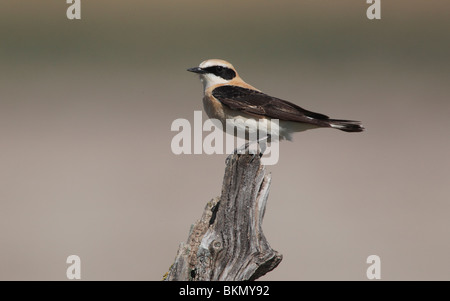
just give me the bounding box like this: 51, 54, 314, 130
187, 59, 364, 143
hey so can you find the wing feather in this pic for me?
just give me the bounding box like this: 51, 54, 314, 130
212, 85, 330, 123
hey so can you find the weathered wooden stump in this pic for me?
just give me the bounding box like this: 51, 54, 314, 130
164, 154, 282, 281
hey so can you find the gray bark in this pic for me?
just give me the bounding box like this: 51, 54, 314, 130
164, 154, 282, 281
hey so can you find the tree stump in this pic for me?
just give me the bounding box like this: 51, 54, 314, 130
164, 154, 282, 281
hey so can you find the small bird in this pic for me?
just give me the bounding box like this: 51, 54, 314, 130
187, 59, 364, 142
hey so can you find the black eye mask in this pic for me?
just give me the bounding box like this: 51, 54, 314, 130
202, 66, 236, 80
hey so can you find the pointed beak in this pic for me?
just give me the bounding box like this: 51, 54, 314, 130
187, 67, 206, 74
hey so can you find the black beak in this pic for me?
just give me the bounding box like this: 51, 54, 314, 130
187, 67, 206, 74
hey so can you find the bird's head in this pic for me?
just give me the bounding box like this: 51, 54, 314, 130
187, 59, 239, 89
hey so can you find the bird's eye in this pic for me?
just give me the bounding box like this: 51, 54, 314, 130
216, 66, 223, 72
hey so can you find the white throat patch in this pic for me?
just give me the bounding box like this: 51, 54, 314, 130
200, 73, 229, 90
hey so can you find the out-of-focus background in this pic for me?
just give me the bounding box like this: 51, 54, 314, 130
1, 0, 449, 280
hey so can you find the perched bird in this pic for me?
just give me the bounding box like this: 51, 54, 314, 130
187, 59, 364, 141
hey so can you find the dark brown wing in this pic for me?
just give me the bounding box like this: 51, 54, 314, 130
212, 85, 330, 123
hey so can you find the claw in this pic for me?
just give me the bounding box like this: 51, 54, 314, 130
233, 141, 250, 155
250, 153, 259, 162
232, 134, 272, 159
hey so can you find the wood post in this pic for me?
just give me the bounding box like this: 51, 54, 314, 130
164, 154, 282, 281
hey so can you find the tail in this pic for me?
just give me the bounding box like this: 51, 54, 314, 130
329, 119, 365, 132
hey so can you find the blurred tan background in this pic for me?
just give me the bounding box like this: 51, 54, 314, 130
1, 0, 449, 280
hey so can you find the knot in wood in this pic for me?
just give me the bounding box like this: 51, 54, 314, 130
212, 240, 222, 250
